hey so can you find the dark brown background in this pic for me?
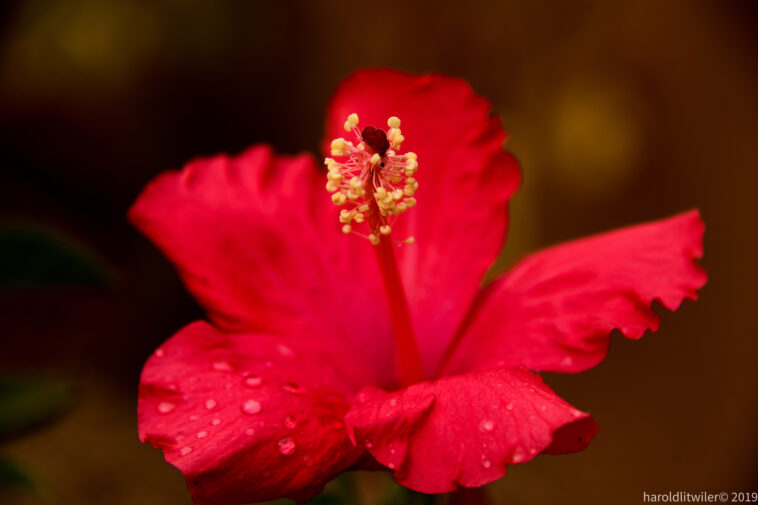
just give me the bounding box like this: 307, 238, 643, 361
1, 1, 756, 504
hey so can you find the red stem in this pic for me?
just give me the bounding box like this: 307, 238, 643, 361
373, 238, 426, 386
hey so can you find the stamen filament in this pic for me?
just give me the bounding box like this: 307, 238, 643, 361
373, 231, 426, 386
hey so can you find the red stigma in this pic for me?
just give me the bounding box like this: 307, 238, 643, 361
361, 126, 390, 156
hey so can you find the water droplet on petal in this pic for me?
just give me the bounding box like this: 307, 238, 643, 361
189, 415, 199, 421
211, 418, 221, 426
482, 458, 492, 469
479, 419, 495, 432
506, 403, 514, 411
205, 399, 217, 410
388, 398, 398, 407
196, 431, 208, 439
180, 446, 192, 456
388, 462, 396, 469
212, 361, 233, 372
157, 401, 175, 414
364, 440, 373, 449
277, 436, 296, 456
245, 428, 255, 436
529, 448, 537, 455
277, 344, 295, 358
176, 435, 186, 442
561, 356, 574, 366
241, 399, 261, 415
283, 416, 297, 429
244, 376, 262, 388
155, 348, 165, 357
281, 382, 305, 395
512, 452, 524, 463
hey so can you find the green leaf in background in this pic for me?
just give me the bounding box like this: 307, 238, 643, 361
0, 376, 74, 442
0, 457, 36, 493
0, 225, 110, 288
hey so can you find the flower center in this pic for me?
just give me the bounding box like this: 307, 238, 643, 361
325, 114, 418, 245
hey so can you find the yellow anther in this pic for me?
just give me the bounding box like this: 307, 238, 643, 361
331, 138, 347, 156
405, 237, 415, 244
326, 113, 418, 245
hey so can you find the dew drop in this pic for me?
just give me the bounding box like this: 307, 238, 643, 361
388, 398, 398, 407
155, 348, 165, 357
506, 403, 514, 411
241, 399, 261, 415
245, 428, 255, 436
277, 344, 295, 358
479, 419, 495, 432
482, 458, 492, 469
176, 435, 186, 442
157, 401, 175, 414
364, 440, 373, 448
512, 452, 524, 463
212, 361, 233, 372
277, 436, 296, 456
196, 431, 208, 439
189, 415, 199, 421
281, 382, 305, 395
244, 376, 262, 388
211, 418, 221, 426
388, 462, 396, 469
283, 416, 297, 429
529, 448, 537, 455
180, 446, 193, 456
205, 399, 217, 410
561, 356, 574, 367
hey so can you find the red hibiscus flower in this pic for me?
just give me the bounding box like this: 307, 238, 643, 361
130, 69, 706, 505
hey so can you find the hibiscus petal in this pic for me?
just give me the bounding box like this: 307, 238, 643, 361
129, 145, 395, 387
325, 70, 520, 376
344, 368, 596, 494
443, 210, 707, 375
139, 321, 364, 504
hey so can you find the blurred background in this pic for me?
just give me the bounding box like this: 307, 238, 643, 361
1, 1, 756, 504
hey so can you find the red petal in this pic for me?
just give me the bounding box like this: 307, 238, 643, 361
344, 368, 596, 494
325, 70, 520, 376
129, 145, 396, 388
138, 321, 363, 504
444, 210, 707, 375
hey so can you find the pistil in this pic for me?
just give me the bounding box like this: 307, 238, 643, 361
326, 113, 425, 385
